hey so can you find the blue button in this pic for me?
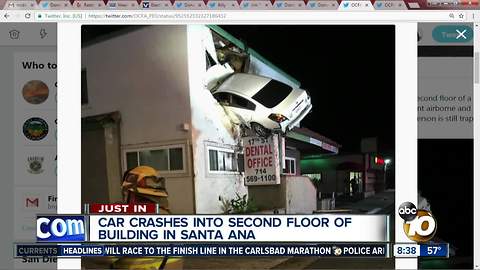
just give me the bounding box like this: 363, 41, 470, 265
432, 25, 473, 43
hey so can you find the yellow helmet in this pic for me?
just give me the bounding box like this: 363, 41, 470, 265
129, 166, 158, 181
122, 166, 168, 207
122, 166, 166, 190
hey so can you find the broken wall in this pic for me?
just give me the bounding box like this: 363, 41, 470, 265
187, 25, 248, 214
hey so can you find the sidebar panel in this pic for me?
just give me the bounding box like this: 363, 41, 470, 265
0, 23, 57, 269
418, 22, 474, 269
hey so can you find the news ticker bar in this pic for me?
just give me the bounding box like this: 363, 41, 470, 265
15, 243, 448, 258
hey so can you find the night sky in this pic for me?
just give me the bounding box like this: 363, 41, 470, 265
221, 25, 396, 153
83, 25, 396, 153
418, 139, 473, 259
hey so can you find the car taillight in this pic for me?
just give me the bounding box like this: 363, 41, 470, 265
269, 113, 288, 123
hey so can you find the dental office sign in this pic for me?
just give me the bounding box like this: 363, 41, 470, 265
243, 135, 281, 185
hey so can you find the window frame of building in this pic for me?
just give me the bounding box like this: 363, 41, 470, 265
283, 157, 296, 175
207, 146, 241, 174
123, 144, 186, 175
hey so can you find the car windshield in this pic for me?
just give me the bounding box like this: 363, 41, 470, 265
251, 79, 293, 108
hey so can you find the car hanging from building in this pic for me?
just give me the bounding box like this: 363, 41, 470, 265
212, 73, 312, 137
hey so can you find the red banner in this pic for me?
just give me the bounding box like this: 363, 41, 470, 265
89, 203, 156, 214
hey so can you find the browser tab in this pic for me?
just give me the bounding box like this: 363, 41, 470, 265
405, 1, 421, 8
306, 0, 338, 9
110, 1, 139, 9
374, 0, 408, 9
239, 0, 271, 9
48, 1, 71, 9
337, 0, 374, 10
183, 0, 206, 9
271, 0, 304, 9
4, 1, 36, 10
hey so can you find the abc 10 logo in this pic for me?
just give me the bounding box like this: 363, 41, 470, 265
398, 202, 437, 242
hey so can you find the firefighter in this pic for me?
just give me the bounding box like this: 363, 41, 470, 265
121, 165, 170, 213
113, 166, 180, 269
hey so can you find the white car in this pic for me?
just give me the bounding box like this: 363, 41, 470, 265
212, 73, 312, 136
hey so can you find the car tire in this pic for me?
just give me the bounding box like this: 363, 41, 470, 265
251, 122, 270, 138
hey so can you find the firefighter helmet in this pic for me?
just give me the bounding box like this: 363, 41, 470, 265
129, 166, 158, 182
122, 166, 167, 193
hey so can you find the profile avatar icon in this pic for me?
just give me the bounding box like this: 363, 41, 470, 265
22, 80, 49, 104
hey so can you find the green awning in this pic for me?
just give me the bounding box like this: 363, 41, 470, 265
207, 25, 301, 88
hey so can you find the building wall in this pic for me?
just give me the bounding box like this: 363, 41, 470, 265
81, 126, 109, 203
249, 175, 317, 214
302, 154, 364, 195
365, 171, 377, 197
302, 154, 387, 197
81, 25, 307, 214
81, 26, 195, 214
81, 26, 192, 145
286, 176, 317, 214
186, 25, 248, 214
248, 181, 287, 212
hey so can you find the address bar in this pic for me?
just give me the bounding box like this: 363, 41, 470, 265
34, 10, 467, 22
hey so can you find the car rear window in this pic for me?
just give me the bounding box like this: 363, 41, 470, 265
252, 79, 293, 108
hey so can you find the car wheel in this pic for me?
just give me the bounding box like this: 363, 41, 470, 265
251, 122, 270, 138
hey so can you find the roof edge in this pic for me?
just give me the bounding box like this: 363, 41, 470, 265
207, 25, 301, 87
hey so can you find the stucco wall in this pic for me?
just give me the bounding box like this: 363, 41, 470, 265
248, 182, 287, 211
286, 176, 317, 214
81, 26, 195, 214
249, 175, 317, 214
81, 26, 192, 145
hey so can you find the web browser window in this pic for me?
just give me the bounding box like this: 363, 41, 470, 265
0, 2, 478, 270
